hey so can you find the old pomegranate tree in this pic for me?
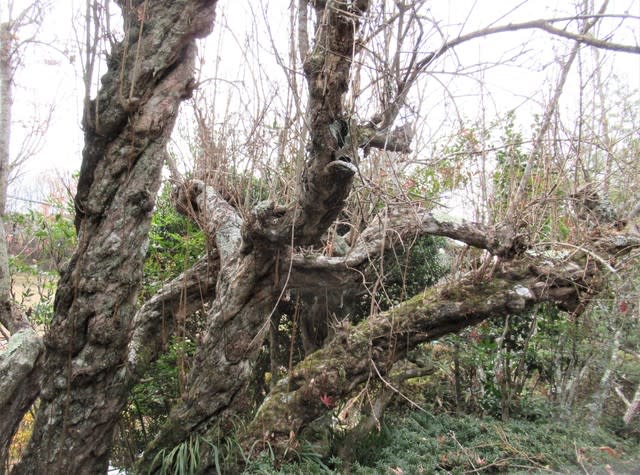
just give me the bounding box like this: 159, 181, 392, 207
1, 0, 639, 473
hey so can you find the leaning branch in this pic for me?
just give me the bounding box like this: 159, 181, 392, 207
287, 207, 525, 290
171, 179, 243, 263
0, 328, 42, 466
246, 255, 600, 453
126, 255, 218, 379
347, 208, 526, 259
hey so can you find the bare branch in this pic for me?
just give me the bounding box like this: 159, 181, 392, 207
370, 8, 638, 133
435, 14, 640, 66
507, 2, 611, 222
171, 179, 242, 263
297, 0, 310, 63
357, 121, 414, 153
287, 207, 526, 290
623, 384, 640, 426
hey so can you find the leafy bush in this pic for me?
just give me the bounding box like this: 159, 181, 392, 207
142, 183, 205, 300
6, 208, 76, 273
111, 337, 197, 470
233, 411, 639, 474
151, 434, 220, 475
6, 207, 75, 327
243, 443, 337, 475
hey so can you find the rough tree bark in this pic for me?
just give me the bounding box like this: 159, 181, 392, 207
145, 171, 640, 470
588, 328, 623, 428
10, 1, 218, 473
623, 382, 640, 427
615, 350, 640, 428
137, 0, 640, 469
139, 2, 373, 468
0, 317, 42, 470
0, 19, 12, 217
145, 182, 638, 467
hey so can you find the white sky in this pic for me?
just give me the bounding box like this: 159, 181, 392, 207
4, 0, 640, 207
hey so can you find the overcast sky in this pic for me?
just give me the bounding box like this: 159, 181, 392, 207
5, 0, 639, 208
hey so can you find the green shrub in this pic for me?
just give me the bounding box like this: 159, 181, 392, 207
349, 412, 640, 474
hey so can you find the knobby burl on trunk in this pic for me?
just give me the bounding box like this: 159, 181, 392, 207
10, 1, 217, 474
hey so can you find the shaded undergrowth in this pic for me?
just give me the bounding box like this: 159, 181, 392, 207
244, 412, 640, 474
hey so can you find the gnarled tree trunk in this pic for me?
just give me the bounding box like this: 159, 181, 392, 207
11, 1, 217, 473
139, 1, 373, 468
245, 255, 601, 452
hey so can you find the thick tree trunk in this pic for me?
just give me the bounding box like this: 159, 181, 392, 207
139, 182, 281, 469
11, 2, 217, 473
293, 0, 369, 244
245, 256, 601, 454
243, 0, 371, 248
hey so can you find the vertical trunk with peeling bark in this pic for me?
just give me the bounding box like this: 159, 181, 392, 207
0, 20, 13, 330
623, 383, 640, 427
139, 181, 280, 469
0, 20, 43, 471
0, 20, 11, 217
11, 2, 217, 473
588, 329, 622, 428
